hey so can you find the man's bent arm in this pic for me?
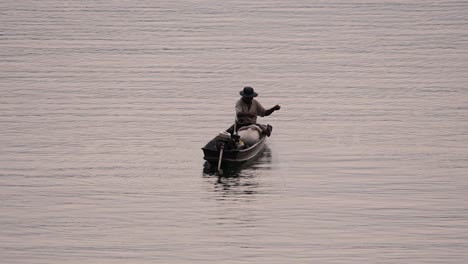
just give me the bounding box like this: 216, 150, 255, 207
237, 112, 256, 118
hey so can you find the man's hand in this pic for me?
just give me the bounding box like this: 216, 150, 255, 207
273, 105, 281, 111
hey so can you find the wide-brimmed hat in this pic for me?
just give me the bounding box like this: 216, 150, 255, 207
239, 86, 258, 97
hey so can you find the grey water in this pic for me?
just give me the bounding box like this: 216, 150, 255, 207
1, 1, 467, 263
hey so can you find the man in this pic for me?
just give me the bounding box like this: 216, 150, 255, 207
232, 86, 281, 135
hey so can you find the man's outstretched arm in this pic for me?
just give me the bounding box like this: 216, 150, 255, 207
265, 105, 281, 116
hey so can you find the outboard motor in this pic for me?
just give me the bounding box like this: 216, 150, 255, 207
217, 131, 231, 142
215, 131, 231, 149
214, 131, 233, 176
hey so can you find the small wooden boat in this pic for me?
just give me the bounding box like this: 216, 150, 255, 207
202, 124, 271, 174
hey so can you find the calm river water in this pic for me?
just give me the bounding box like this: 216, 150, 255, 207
1, 1, 467, 263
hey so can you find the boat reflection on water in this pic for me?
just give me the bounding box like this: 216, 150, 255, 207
202, 147, 273, 196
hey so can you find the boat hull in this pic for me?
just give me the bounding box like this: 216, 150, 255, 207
202, 134, 267, 165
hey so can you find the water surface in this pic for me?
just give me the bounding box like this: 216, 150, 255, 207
1, 1, 467, 263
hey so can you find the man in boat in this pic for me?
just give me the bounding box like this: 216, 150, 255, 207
228, 86, 281, 136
